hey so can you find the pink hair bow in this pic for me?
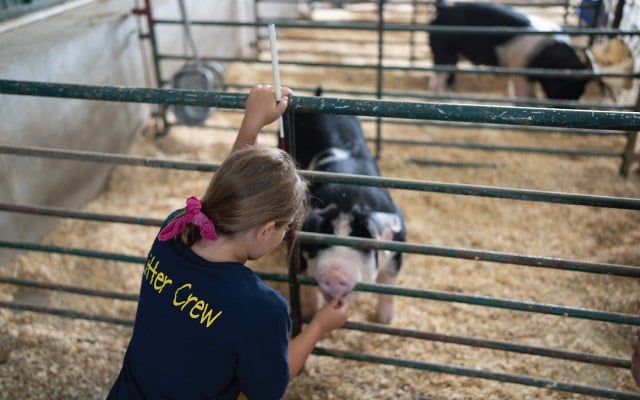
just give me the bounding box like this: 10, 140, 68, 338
158, 196, 218, 241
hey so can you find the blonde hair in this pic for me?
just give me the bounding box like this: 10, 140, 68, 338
176, 145, 308, 247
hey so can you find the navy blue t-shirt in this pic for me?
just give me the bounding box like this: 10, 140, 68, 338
108, 212, 291, 399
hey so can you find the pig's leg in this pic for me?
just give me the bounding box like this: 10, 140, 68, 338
508, 76, 536, 99
374, 269, 397, 324
429, 72, 449, 92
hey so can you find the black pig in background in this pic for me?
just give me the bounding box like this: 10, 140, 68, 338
428, 0, 590, 100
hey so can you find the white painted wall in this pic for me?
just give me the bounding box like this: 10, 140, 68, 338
0, 0, 269, 266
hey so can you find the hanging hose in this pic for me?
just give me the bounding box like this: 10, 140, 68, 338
170, 0, 225, 127
177, 0, 198, 60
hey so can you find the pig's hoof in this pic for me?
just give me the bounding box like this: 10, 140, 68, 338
374, 311, 393, 325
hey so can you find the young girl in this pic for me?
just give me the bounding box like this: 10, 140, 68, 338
107, 84, 350, 400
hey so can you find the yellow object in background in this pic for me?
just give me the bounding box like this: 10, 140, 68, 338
589, 37, 635, 90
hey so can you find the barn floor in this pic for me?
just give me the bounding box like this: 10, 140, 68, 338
1, 2, 640, 399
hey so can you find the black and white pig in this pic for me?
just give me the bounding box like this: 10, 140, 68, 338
291, 104, 406, 324
428, 0, 590, 100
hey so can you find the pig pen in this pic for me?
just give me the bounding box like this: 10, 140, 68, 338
1, 84, 640, 399
2, 5, 640, 400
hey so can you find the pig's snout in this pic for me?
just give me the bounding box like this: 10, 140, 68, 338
317, 270, 354, 301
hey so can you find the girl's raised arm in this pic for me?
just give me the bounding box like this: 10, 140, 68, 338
232, 84, 292, 153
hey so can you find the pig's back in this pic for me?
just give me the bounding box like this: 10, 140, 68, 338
292, 112, 369, 169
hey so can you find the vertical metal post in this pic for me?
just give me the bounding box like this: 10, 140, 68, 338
253, 0, 260, 56
374, 0, 385, 159
619, 88, 640, 176
283, 107, 295, 154
283, 109, 303, 337
612, 0, 625, 28
132, 0, 168, 135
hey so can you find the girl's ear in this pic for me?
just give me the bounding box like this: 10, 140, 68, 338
256, 221, 277, 241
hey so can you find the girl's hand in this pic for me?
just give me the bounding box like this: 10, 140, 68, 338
309, 297, 350, 334
287, 296, 349, 379
244, 84, 292, 129
232, 84, 292, 152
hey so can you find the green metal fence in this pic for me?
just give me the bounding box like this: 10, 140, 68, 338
1, 79, 640, 398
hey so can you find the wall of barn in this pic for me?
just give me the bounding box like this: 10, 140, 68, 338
0, 0, 296, 266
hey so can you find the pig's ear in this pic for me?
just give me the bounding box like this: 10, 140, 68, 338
303, 204, 339, 232
316, 203, 340, 221
365, 211, 404, 272
366, 212, 403, 241
303, 208, 323, 232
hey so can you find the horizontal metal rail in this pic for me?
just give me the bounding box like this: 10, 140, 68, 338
3, 201, 638, 277
295, 232, 640, 277
0, 201, 164, 226
312, 347, 640, 400
300, 171, 640, 209
160, 53, 638, 79
1, 240, 637, 325
0, 300, 134, 327
1, 80, 639, 130
169, 115, 628, 145
153, 18, 640, 36
0, 276, 138, 302
0, 240, 147, 264
0, 144, 220, 171
0, 271, 286, 299
0, 240, 290, 285
289, 98, 640, 130
367, 116, 628, 133
336, 320, 631, 369
399, 140, 622, 157
300, 277, 640, 325
169, 114, 627, 144
227, 81, 634, 111
1, 145, 637, 208
0, 272, 629, 370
